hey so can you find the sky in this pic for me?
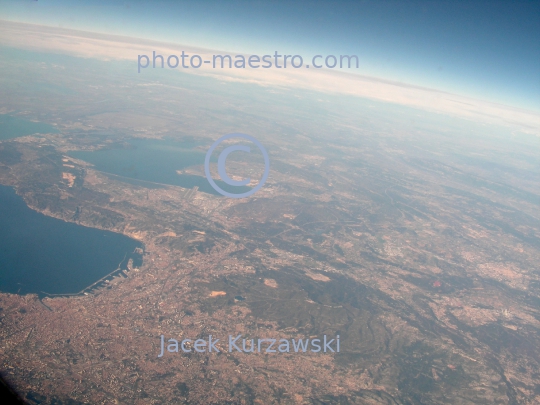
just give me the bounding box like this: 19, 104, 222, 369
0, 0, 539, 111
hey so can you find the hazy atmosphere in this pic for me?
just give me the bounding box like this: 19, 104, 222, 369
0, 1, 539, 404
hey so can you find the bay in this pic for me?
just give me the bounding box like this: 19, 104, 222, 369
0, 185, 142, 296
0, 114, 60, 140
69, 138, 251, 195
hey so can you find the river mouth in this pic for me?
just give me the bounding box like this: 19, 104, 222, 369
0, 185, 143, 297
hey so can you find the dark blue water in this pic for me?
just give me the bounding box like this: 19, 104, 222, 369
0, 185, 142, 296
69, 138, 251, 195
0, 114, 60, 140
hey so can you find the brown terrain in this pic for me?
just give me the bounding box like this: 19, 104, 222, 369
0, 39, 539, 405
